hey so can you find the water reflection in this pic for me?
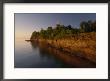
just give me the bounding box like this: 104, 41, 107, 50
30, 41, 96, 68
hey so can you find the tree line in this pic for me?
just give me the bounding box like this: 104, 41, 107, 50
30, 20, 96, 40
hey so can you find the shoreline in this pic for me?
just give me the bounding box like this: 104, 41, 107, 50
27, 32, 96, 63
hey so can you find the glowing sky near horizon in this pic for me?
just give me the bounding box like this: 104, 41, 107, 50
15, 13, 96, 39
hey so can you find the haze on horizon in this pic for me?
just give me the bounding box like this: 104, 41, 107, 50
15, 13, 96, 39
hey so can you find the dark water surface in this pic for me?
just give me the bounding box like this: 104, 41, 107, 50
15, 39, 96, 68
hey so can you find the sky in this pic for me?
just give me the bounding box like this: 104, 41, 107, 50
15, 13, 96, 39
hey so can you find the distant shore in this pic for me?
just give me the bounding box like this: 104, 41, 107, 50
26, 32, 96, 63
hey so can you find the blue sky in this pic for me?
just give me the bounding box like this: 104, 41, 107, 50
15, 13, 96, 39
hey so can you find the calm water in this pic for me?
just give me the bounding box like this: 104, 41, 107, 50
15, 39, 96, 68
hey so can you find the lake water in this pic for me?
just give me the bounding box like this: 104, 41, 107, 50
15, 39, 96, 68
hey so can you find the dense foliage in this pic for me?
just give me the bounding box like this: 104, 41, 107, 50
30, 20, 96, 39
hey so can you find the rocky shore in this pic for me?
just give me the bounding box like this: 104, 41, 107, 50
29, 32, 96, 63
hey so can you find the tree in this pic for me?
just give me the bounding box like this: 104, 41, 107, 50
30, 31, 38, 39
67, 25, 72, 30
40, 28, 47, 39
47, 27, 53, 39
88, 20, 93, 32
92, 20, 96, 32
30, 20, 96, 40
80, 21, 87, 32
80, 20, 96, 32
